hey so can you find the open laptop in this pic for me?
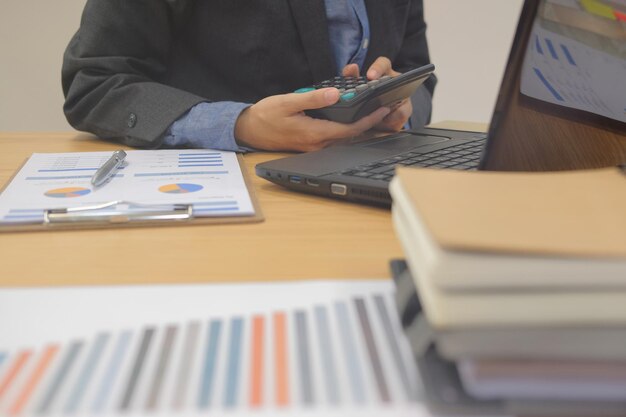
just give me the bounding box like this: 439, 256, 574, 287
256, 0, 626, 206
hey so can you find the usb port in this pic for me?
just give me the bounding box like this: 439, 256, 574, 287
305, 178, 320, 187
289, 175, 302, 184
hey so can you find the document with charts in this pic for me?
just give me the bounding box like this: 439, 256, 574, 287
0, 280, 459, 417
0, 149, 260, 229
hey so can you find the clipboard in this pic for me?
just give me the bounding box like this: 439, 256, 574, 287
0, 151, 263, 232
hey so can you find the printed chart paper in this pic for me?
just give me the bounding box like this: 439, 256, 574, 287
0, 280, 436, 417
0, 150, 255, 224
521, 1, 626, 123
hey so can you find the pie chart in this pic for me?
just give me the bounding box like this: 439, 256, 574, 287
44, 187, 91, 198
158, 183, 204, 194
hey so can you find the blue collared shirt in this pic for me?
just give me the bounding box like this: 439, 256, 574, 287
162, 0, 370, 151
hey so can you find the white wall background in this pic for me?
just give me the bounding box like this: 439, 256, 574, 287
425, 0, 524, 123
0, 1, 86, 131
0, 0, 524, 131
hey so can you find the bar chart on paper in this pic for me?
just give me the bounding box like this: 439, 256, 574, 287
0, 281, 429, 417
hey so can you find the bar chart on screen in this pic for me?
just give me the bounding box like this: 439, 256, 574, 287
0, 280, 431, 417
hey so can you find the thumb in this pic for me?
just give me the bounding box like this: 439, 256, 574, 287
284, 87, 340, 112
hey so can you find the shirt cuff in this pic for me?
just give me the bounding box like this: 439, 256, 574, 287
161, 101, 253, 152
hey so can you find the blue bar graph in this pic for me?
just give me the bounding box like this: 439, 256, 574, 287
560, 44, 577, 66
533, 68, 564, 101
198, 320, 222, 409
65, 333, 109, 413
535, 36, 543, 55
0, 290, 420, 416
224, 318, 244, 408
545, 38, 559, 60
334, 302, 367, 404
92, 331, 132, 413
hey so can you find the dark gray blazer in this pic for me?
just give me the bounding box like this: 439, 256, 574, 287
62, 0, 436, 148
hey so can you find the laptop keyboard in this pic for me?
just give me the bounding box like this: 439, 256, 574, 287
340, 137, 486, 182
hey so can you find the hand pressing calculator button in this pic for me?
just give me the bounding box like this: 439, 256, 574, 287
295, 64, 435, 124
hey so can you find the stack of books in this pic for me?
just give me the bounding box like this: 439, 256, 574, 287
389, 166, 626, 416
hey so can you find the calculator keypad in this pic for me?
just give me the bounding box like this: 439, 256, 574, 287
295, 75, 393, 102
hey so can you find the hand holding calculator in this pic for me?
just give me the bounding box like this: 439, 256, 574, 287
295, 64, 435, 124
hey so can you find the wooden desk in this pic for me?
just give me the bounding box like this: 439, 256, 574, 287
0, 123, 483, 287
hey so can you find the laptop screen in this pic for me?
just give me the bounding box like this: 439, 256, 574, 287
482, 0, 626, 171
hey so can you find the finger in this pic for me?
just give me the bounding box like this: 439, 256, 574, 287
377, 114, 407, 132
342, 63, 360, 77
366, 56, 393, 80
377, 102, 412, 131
282, 87, 340, 112
308, 107, 391, 141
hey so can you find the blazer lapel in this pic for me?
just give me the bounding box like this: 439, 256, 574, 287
363, 0, 394, 68
287, 0, 336, 82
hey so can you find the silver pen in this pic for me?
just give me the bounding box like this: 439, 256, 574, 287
91, 150, 127, 187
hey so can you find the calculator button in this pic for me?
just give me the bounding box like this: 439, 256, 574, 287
340, 92, 356, 101
294, 87, 315, 93
355, 84, 369, 92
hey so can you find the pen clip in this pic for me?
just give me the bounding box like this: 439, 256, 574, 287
44, 201, 193, 225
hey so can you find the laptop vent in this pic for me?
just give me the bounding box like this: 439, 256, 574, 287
350, 187, 390, 201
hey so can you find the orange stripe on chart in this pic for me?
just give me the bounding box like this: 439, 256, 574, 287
0, 351, 32, 403
615, 10, 626, 21
8, 346, 58, 416
273, 312, 289, 406
249, 316, 264, 407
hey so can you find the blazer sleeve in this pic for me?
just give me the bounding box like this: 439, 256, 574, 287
62, 0, 206, 148
394, 0, 437, 97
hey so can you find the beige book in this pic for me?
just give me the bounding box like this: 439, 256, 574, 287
389, 167, 626, 328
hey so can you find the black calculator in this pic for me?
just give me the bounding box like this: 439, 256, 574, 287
295, 64, 435, 124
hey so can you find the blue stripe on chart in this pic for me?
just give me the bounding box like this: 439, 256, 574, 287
560, 44, 576, 66
178, 160, 222, 164
545, 38, 558, 60
295, 311, 314, 405
38, 168, 98, 172
37, 341, 83, 414
179, 153, 221, 156
92, 331, 132, 413
198, 320, 222, 409
314, 306, 340, 405
533, 68, 564, 101
535, 36, 543, 55
177, 164, 223, 168
26, 175, 93, 180
334, 302, 366, 404
65, 333, 109, 414
178, 155, 222, 164
178, 159, 222, 161
224, 318, 244, 408
134, 171, 228, 177
0, 352, 5, 368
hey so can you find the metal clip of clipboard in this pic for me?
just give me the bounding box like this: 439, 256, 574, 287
44, 201, 194, 225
